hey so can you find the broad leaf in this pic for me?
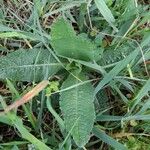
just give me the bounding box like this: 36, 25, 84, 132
51, 18, 95, 61
0, 48, 62, 82
60, 73, 95, 147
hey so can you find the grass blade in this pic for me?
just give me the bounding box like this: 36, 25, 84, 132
130, 79, 150, 113
14, 118, 52, 150
94, 0, 118, 31
96, 114, 150, 121
0, 32, 43, 41
46, 97, 65, 130
93, 126, 127, 150
94, 49, 139, 95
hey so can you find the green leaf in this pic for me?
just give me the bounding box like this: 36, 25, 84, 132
44, 1, 85, 17
96, 114, 150, 122
51, 18, 95, 61
94, 0, 118, 31
99, 42, 135, 65
130, 79, 150, 113
94, 48, 139, 95
0, 95, 52, 150
60, 73, 95, 147
14, 117, 52, 150
0, 95, 12, 125
93, 127, 127, 150
46, 97, 65, 130
96, 89, 109, 113
0, 48, 62, 82
0, 31, 43, 42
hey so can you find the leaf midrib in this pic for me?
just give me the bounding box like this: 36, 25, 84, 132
75, 78, 80, 141
0, 63, 62, 69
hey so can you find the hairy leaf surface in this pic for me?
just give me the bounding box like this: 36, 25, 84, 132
0, 49, 62, 82
51, 18, 95, 61
99, 42, 136, 65
60, 73, 95, 147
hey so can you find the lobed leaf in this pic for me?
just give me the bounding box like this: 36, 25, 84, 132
51, 18, 95, 61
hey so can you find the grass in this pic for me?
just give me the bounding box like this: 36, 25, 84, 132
0, 0, 150, 149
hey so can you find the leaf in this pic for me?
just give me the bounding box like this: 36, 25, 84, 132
96, 114, 150, 121
93, 127, 127, 150
2, 80, 49, 114
0, 24, 19, 32
130, 78, 150, 113
51, 18, 95, 61
46, 97, 65, 130
0, 96, 12, 125
94, 48, 139, 95
60, 73, 95, 147
44, 1, 84, 17
14, 117, 52, 150
99, 42, 135, 65
0, 31, 43, 42
94, 0, 118, 31
96, 89, 109, 113
0, 48, 62, 82
0, 95, 52, 150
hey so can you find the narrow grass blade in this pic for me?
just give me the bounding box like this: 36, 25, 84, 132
0, 96, 12, 125
93, 127, 127, 150
43, 1, 84, 17
0, 115, 12, 125
3, 80, 49, 114
113, 85, 129, 104
69, 59, 106, 75
0, 141, 28, 146
136, 98, 150, 115
0, 25, 19, 32
0, 32, 42, 42
94, 0, 118, 31
6, 79, 37, 129
96, 115, 150, 121
0, 96, 52, 149
115, 78, 134, 92
46, 97, 65, 130
130, 78, 150, 113
14, 118, 52, 150
96, 115, 123, 121
94, 49, 139, 95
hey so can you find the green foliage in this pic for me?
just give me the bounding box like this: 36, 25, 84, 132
99, 42, 135, 65
46, 81, 59, 96
93, 127, 127, 150
94, 47, 139, 95
0, 48, 62, 82
0, 0, 150, 149
94, 0, 117, 31
124, 136, 150, 150
60, 72, 95, 147
51, 18, 96, 61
